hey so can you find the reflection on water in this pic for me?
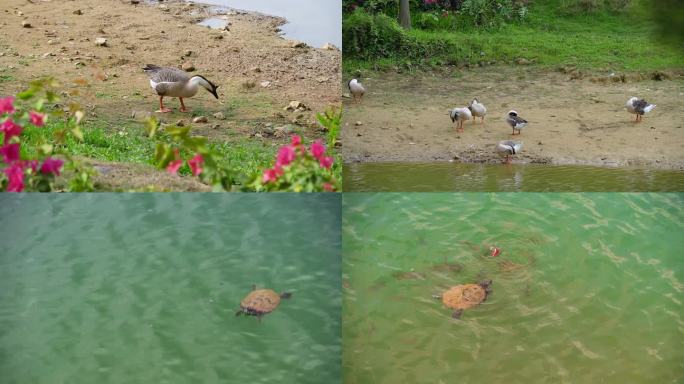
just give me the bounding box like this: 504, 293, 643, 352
197, 0, 342, 47
0, 194, 341, 384
342, 193, 684, 383
344, 162, 684, 192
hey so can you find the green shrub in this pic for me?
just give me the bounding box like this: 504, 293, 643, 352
343, 9, 413, 59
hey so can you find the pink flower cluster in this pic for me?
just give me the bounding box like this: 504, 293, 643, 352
262, 135, 334, 184
1, 96, 58, 192
166, 149, 204, 177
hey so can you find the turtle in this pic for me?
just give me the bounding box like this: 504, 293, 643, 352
433, 280, 492, 319
235, 285, 292, 321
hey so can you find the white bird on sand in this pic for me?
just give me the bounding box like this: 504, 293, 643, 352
449, 107, 472, 132
143, 64, 219, 113
506, 110, 527, 135
496, 140, 522, 164
625, 97, 655, 122
348, 79, 366, 103
468, 98, 487, 124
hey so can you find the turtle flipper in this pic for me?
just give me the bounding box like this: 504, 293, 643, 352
452, 309, 464, 319
235, 309, 243, 317
251, 284, 257, 291
280, 292, 292, 299
432, 294, 442, 300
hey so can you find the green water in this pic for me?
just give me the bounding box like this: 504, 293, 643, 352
0, 194, 341, 384
342, 193, 684, 383
343, 163, 684, 192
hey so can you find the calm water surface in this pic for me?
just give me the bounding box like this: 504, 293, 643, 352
344, 162, 684, 192
197, 0, 342, 47
0, 194, 341, 384
343, 193, 683, 383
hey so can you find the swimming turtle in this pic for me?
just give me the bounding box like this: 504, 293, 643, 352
433, 280, 492, 319
236, 285, 292, 321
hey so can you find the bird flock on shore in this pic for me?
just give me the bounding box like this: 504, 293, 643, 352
347, 78, 656, 164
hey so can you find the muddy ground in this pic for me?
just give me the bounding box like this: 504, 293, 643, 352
0, 0, 340, 189
342, 67, 684, 170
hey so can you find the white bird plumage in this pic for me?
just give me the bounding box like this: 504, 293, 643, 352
468, 98, 487, 124
496, 140, 522, 164
449, 107, 472, 132
506, 110, 527, 135
625, 97, 655, 122
143, 64, 219, 113
348, 79, 366, 103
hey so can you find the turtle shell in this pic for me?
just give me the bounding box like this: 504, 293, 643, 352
442, 284, 487, 310
240, 289, 281, 314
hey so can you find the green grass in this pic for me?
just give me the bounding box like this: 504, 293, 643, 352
19, 119, 341, 186
343, 1, 684, 74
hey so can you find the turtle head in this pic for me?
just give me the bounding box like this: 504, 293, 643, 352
479, 279, 493, 290
280, 292, 292, 299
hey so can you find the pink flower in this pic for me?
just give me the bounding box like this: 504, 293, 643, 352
262, 168, 279, 183
166, 159, 183, 175
310, 140, 326, 159
291, 135, 302, 146
4, 162, 24, 192
0, 119, 22, 143
276, 145, 296, 167
0, 143, 20, 163
24, 160, 39, 171
323, 182, 335, 192
29, 111, 45, 127
0, 96, 15, 115
319, 156, 334, 169
188, 154, 204, 176
40, 157, 64, 176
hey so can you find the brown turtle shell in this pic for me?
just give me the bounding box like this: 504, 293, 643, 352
240, 289, 281, 314
442, 284, 487, 310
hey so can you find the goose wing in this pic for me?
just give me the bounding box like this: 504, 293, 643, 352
143, 64, 189, 84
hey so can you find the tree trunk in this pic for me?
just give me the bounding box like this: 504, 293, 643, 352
399, 0, 411, 30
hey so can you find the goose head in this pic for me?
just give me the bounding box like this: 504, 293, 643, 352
508, 110, 518, 117
191, 75, 219, 99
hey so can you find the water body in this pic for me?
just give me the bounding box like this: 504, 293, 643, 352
0, 194, 341, 384
343, 193, 684, 383
197, 0, 342, 48
344, 162, 684, 192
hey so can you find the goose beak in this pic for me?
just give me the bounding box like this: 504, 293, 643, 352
210, 86, 219, 99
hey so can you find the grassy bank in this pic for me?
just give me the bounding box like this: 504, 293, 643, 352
343, 1, 684, 74
20, 119, 342, 190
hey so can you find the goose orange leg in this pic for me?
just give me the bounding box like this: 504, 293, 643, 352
179, 97, 190, 113
156, 96, 172, 113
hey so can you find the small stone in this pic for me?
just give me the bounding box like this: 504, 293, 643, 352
321, 43, 338, 50
130, 0, 140, 4
159, 4, 169, 11
285, 101, 307, 112
21, 20, 31, 28
355, 121, 363, 126
73, 9, 83, 15
175, 119, 186, 127
181, 63, 195, 72
516, 58, 531, 65
260, 81, 271, 88
289, 40, 307, 48
274, 125, 294, 134
254, 133, 263, 138
192, 116, 208, 124
95, 37, 107, 47
242, 80, 256, 89
212, 112, 226, 120
212, 34, 224, 40
212, 124, 220, 129
184, 50, 192, 57
250, 66, 262, 73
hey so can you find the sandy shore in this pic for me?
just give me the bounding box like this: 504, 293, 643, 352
0, 0, 340, 134
342, 67, 684, 170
